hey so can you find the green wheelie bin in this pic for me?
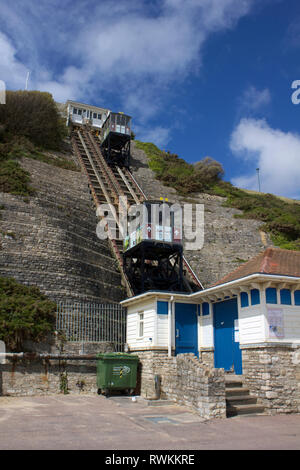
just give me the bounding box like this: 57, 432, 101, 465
96, 352, 139, 397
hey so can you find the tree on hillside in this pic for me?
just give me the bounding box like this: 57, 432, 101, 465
193, 157, 224, 185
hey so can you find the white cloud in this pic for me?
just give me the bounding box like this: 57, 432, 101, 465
0, 0, 255, 123
230, 118, 300, 199
135, 125, 171, 148
239, 85, 271, 112
0, 32, 29, 89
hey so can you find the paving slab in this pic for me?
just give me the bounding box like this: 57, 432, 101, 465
0, 394, 299, 450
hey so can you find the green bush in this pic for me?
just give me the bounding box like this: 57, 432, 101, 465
209, 182, 300, 250
0, 90, 66, 150
0, 159, 35, 196
135, 141, 224, 195
0, 93, 78, 196
0, 277, 56, 351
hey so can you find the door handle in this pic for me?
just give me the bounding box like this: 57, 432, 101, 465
176, 329, 179, 338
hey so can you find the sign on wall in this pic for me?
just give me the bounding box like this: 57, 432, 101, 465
267, 307, 284, 339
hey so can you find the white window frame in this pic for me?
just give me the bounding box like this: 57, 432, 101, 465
137, 312, 144, 339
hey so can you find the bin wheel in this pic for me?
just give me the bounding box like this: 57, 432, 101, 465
104, 389, 110, 398
97, 388, 102, 395
129, 388, 135, 396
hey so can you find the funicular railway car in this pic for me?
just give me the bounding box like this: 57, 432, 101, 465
66, 100, 109, 129
100, 111, 132, 168
123, 200, 185, 295
67, 100, 132, 168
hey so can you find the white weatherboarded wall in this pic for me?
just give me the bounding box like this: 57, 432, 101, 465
239, 305, 265, 344
126, 299, 157, 350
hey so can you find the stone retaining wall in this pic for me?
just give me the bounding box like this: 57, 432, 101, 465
0, 342, 114, 397
242, 345, 300, 415
134, 350, 226, 420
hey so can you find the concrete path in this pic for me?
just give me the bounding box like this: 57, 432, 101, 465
0, 394, 299, 450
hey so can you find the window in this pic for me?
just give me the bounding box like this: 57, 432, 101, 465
280, 289, 291, 305
98, 114, 102, 120
241, 292, 249, 308
266, 287, 277, 304
157, 301, 168, 315
251, 289, 260, 305
202, 302, 210, 316
93, 112, 97, 119
295, 290, 300, 306
73, 108, 78, 114
138, 313, 144, 338
78, 109, 82, 115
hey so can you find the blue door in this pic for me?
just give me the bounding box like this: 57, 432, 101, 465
175, 303, 198, 357
213, 298, 242, 375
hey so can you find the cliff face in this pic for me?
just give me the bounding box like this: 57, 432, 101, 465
0, 145, 124, 303
0, 138, 273, 302
130, 141, 273, 288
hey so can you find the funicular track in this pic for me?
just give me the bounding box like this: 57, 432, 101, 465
71, 126, 203, 296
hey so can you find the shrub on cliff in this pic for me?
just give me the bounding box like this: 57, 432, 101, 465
0, 277, 56, 351
134, 141, 224, 194
0, 90, 66, 150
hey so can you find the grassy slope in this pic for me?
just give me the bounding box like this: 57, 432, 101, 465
0, 137, 79, 197
135, 140, 300, 251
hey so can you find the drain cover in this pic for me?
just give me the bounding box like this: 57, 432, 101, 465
144, 416, 177, 424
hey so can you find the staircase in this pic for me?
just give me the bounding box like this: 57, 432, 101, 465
225, 375, 265, 418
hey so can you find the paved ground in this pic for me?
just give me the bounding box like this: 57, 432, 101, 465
0, 394, 299, 450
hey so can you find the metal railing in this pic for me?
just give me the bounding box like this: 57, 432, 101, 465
56, 302, 127, 351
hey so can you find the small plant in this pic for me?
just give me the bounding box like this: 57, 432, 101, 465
59, 370, 69, 395
76, 379, 86, 392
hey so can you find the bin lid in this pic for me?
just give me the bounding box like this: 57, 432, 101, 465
96, 352, 139, 360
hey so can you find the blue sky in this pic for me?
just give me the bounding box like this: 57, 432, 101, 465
0, 0, 300, 198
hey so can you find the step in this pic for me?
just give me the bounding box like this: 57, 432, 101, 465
145, 399, 174, 407
225, 381, 243, 389
225, 387, 250, 397
226, 403, 265, 417
226, 395, 257, 406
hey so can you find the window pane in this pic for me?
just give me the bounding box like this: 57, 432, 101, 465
202, 302, 210, 316
295, 290, 300, 306
157, 301, 168, 315
139, 313, 144, 337
280, 289, 291, 305
241, 292, 249, 308
251, 289, 260, 305
266, 287, 277, 304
